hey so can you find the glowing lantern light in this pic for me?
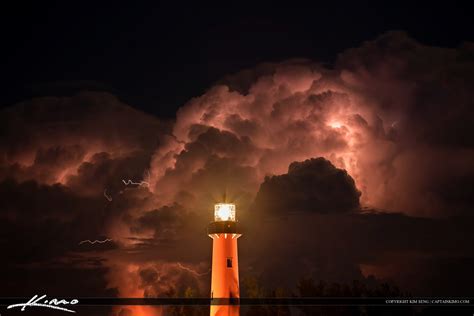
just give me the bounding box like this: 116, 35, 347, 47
214, 203, 236, 221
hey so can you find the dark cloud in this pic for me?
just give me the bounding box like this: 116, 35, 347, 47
140, 267, 159, 285
240, 211, 474, 296
243, 156, 474, 295
254, 158, 360, 213
0, 91, 168, 302
66, 151, 152, 197
0, 179, 104, 263
0, 178, 121, 299
0, 91, 170, 186
131, 204, 187, 243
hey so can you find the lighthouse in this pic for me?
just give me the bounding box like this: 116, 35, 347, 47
208, 203, 241, 316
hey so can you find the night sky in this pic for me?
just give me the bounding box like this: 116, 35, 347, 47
1, 2, 473, 116
1, 2, 474, 316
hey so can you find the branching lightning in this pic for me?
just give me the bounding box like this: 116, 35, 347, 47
176, 262, 210, 276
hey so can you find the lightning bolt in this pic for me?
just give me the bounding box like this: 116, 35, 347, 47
122, 179, 150, 187
79, 238, 113, 245
103, 189, 113, 201
176, 262, 210, 276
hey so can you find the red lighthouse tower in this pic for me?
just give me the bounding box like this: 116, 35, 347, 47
208, 203, 241, 316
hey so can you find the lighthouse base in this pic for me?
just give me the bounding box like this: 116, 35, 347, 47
209, 231, 241, 316
210, 303, 240, 316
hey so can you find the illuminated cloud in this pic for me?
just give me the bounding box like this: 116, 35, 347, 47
150, 31, 474, 217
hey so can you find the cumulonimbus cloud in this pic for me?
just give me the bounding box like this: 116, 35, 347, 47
150, 31, 474, 217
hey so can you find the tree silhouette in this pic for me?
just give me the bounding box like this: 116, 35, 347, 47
295, 277, 414, 316
240, 275, 417, 316
241, 276, 291, 316
164, 285, 208, 316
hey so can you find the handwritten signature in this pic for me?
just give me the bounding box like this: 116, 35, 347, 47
7, 294, 79, 313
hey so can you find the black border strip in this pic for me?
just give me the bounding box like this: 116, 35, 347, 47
0, 297, 472, 306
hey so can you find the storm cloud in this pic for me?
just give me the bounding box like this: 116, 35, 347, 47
1, 32, 474, 315
254, 158, 361, 213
